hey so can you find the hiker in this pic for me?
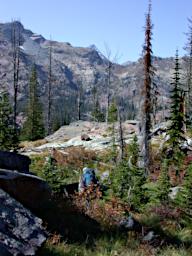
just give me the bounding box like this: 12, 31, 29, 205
78, 167, 98, 192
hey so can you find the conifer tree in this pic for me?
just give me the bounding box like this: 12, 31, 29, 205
0, 91, 15, 150
111, 146, 146, 211
175, 164, 192, 214
154, 160, 170, 204
22, 66, 45, 141
168, 50, 185, 153
142, 1, 154, 176
108, 100, 118, 123
128, 135, 139, 166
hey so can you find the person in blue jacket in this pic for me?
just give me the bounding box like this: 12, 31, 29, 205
78, 167, 98, 192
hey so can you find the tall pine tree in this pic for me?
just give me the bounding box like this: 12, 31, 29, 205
22, 65, 45, 141
168, 50, 185, 153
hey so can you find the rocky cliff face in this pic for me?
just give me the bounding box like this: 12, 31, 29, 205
0, 21, 183, 123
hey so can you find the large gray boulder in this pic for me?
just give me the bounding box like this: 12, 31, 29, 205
0, 188, 47, 255
0, 150, 31, 173
0, 169, 51, 211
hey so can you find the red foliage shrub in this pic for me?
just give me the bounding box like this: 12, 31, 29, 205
51, 147, 97, 169
150, 205, 181, 220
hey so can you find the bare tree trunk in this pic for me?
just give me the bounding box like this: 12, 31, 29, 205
12, 21, 21, 151
105, 62, 112, 124
118, 107, 125, 162
180, 91, 187, 133
77, 89, 82, 120
47, 39, 52, 135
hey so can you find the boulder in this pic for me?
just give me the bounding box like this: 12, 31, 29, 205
0, 169, 51, 211
143, 231, 155, 241
0, 150, 31, 173
81, 134, 91, 141
0, 188, 47, 255
118, 215, 142, 232
169, 186, 181, 200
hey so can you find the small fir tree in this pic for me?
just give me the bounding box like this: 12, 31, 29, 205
22, 66, 45, 141
175, 164, 192, 214
111, 136, 146, 211
152, 160, 170, 205
42, 155, 64, 193
168, 50, 185, 154
128, 135, 139, 166
108, 100, 118, 123
111, 163, 146, 211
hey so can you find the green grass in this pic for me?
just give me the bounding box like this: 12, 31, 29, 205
38, 236, 144, 256
157, 246, 192, 256
38, 237, 192, 256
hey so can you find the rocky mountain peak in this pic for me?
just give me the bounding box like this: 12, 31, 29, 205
0, 21, 180, 123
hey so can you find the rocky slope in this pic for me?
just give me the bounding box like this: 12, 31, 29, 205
0, 21, 185, 122
0, 188, 47, 255
21, 120, 139, 154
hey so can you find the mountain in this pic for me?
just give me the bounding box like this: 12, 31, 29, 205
0, 21, 184, 125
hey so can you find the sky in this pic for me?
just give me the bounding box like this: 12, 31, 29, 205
0, 0, 192, 63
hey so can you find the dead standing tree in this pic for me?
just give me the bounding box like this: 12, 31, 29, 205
142, 1, 154, 176
47, 38, 53, 135
103, 45, 120, 124
184, 18, 192, 126
105, 58, 112, 124
77, 81, 83, 120
118, 107, 125, 162
11, 21, 21, 150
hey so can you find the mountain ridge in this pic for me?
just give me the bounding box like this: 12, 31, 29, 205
0, 21, 183, 124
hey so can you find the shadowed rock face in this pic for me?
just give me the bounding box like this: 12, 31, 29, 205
0, 188, 47, 255
0, 150, 31, 173
0, 169, 51, 211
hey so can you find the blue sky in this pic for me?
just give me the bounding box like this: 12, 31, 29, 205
0, 0, 192, 63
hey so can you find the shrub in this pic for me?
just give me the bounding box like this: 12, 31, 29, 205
175, 164, 192, 215
148, 159, 171, 206
111, 162, 146, 211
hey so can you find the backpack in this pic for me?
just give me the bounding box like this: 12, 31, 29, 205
82, 168, 97, 187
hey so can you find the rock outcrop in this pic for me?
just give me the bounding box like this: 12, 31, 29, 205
0, 188, 47, 255
22, 120, 139, 153
0, 150, 31, 173
0, 169, 51, 211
